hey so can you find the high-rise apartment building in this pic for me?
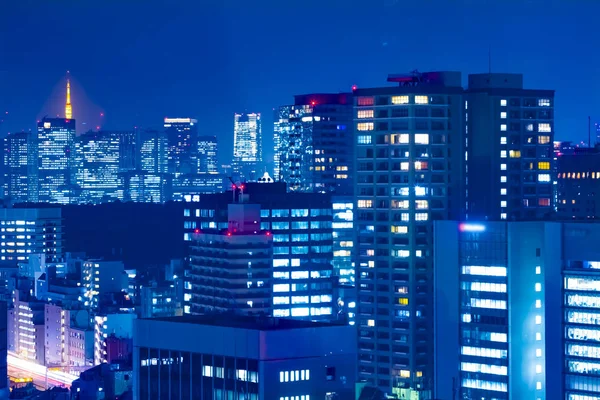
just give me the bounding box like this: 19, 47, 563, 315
76, 131, 135, 204
197, 135, 218, 173
275, 94, 353, 193
188, 203, 273, 316
36, 117, 77, 204
353, 72, 466, 397
465, 73, 555, 220
164, 118, 198, 176
4, 131, 34, 203
232, 113, 262, 181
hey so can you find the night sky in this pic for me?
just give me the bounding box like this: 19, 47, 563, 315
1, 0, 599, 167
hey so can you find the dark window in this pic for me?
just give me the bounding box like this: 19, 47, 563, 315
326, 366, 336, 381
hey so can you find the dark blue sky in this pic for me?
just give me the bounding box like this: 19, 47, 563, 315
1, 0, 598, 166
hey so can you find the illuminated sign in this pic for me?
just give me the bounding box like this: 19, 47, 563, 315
459, 223, 486, 232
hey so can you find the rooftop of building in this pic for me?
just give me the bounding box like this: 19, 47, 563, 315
147, 314, 343, 331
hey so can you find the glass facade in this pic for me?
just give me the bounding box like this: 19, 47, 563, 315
232, 113, 262, 181
458, 226, 509, 399
3, 131, 33, 203
197, 135, 218, 174
564, 267, 600, 398
164, 118, 198, 177
36, 118, 77, 204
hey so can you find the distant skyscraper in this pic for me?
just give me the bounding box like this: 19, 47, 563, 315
275, 93, 353, 193
65, 72, 73, 120
232, 113, 262, 181
36, 117, 77, 204
120, 171, 172, 203
137, 129, 168, 174
164, 118, 198, 176
3, 131, 33, 203
197, 135, 218, 173
76, 131, 135, 204
465, 73, 555, 220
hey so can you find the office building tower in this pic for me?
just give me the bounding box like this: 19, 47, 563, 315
353, 72, 466, 396
187, 203, 273, 316
556, 148, 600, 219
0, 208, 62, 263
133, 315, 357, 400
171, 173, 224, 201
3, 131, 34, 203
275, 94, 353, 193
119, 171, 172, 203
197, 135, 218, 173
331, 196, 354, 285
465, 73, 555, 220
232, 113, 262, 181
36, 117, 77, 204
164, 118, 198, 176
434, 221, 600, 400
76, 131, 135, 204
138, 129, 168, 174
182, 183, 335, 321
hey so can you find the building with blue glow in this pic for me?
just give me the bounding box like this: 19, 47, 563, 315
197, 135, 218, 174
3, 131, 34, 204
164, 118, 198, 176
133, 315, 356, 400
138, 129, 168, 174
274, 94, 353, 193
120, 171, 172, 203
75, 131, 135, 204
232, 113, 262, 181
182, 183, 335, 322
434, 221, 600, 400
171, 173, 224, 201
36, 118, 77, 204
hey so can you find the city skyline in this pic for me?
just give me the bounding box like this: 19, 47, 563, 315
2, 1, 600, 167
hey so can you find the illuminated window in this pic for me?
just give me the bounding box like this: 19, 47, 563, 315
400, 370, 410, 378
500, 176, 507, 183
415, 200, 428, 209
535, 315, 542, 325
500, 150, 507, 158
415, 96, 428, 104
526, 123, 534, 132
357, 110, 374, 119
392, 200, 409, 209
357, 135, 371, 144
536, 382, 542, 390
358, 200, 373, 208
538, 198, 550, 207
538, 174, 551, 182
367, 319, 375, 327
415, 213, 428, 221
501, 201, 507, 208
538, 98, 551, 106
414, 134, 429, 144
536, 332, 541, 341
357, 123, 374, 131
501, 163, 507, 171
358, 97, 374, 106
401, 162, 409, 171
392, 133, 410, 144
500, 213, 507, 220
391, 226, 408, 234
501, 188, 507, 195
535, 283, 542, 292
401, 213, 409, 222
391, 96, 409, 105
536, 349, 542, 357
500, 112, 507, 119
500, 124, 507, 131
508, 150, 520, 158
536, 266, 541, 274
414, 161, 428, 170
535, 300, 541, 308
538, 135, 550, 144
398, 298, 409, 305
500, 137, 507, 144
538, 123, 551, 132
500, 99, 507, 106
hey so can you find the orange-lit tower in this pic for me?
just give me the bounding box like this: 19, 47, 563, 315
65, 71, 72, 119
